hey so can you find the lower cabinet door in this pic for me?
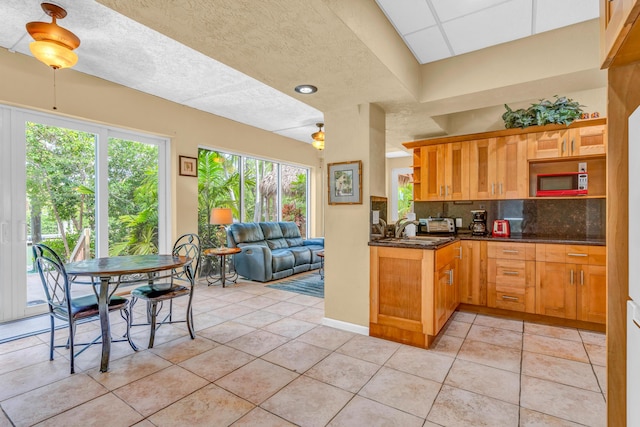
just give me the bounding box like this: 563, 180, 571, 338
578, 264, 606, 323
535, 261, 577, 319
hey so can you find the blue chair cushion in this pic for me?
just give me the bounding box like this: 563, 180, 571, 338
69, 294, 128, 318
288, 246, 311, 266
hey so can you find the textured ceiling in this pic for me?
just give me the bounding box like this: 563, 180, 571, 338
0, 0, 605, 156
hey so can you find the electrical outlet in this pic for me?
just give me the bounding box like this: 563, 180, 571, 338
479, 204, 485, 209
578, 162, 587, 173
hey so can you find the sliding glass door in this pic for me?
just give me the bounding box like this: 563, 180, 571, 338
0, 107, 169, 322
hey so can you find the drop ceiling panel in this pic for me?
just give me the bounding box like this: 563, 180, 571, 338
376, 0, 436, 35
534, 0, 600, 33
405, 26, 451, 63
430, 0, 516, 23
443, 0, 532, 55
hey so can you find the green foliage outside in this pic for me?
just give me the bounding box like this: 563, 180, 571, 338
398, 182, 413, 219
26, 123, 159, 262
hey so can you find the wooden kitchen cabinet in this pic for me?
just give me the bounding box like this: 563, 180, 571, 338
369, 242, 460, 349
487, 242, 536, 313
527, 124, 606, 160
469, 135, 527, 200
601, 0, 640, 68
459, 240, 487, 306
535, 244, 606, 323
412, 143, 468, 201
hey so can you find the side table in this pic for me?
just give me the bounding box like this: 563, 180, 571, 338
318, 250, 324, 280
203, 247, 241, 287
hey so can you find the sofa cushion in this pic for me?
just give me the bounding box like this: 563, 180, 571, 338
271, 249, 295, 272
259, 222, 289, 249
288, 246, 311, 266
279, 222, 304, 247
230, 223, 265, 244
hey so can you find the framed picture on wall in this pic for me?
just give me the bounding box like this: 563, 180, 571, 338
328, 160, 362, 205
179, 155, 198, 177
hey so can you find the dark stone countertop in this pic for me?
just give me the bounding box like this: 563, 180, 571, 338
368, 233, 605, 249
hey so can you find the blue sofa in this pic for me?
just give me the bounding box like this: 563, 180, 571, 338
227, 222, 324, 282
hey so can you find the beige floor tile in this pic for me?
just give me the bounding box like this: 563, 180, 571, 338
208, 303, 256, 320
466, 324, 523, 349
215, 290, 257, 303
0, 358, 70, 401
149, 383, 254, 426
306, 353, 380, 393
263, 317, 316, 338
237, 295, 280, 309
1, 374, 108, 427
235, 285, 274, 296
35, 392, 143, 427
131, 420, 155, 427
128, 323, 189, 351
216, 358, 298, 404
0, 336, 43, 355
286, 294, 324, 306
427, 385, 519, 427
179, 345, 255, 381
452, 311, 476, 323
445, 359, 520, 404
0, 343, 52, 375
336, 334, 401, 365
226, 330, 290, 356
262, 340, 331, 373
523, 334, 589, 363
290, 307, 325, 324
0, 410, 11, 427
430, 334, 464, 358
441, 320, 472, 338
585, 343, 606, 366
231, 407, 297, 426
359, 367, 440, 418
474, 314, 523, 332
89, 350, 172, 390
149, 335, 217, 363
296, 326, 355, 351
190, 311, 226, 330
522, 351, 600, 392
457, 339, 522, 373
519, 408, 586, 427
190, 296, 231, 312
261, 376, 353, 427
198, 321, 256, 343
263, 301, 307, 316
520, 375, 606, 427
384, 345, 454, 383
114, 365, 208, 416
235, 310, 284, 328
593, 364, 607, 397
314, 300, 325, 310
327, 395, 424, 427
261, 289, 297, 301
525, 322, 582, 342
579, 329, 606, 346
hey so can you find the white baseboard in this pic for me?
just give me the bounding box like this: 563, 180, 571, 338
322, 317, 369, 335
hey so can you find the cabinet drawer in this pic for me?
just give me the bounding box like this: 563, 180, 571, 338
494, 259, 527, 287
587, 246, 606, 266
565, 245, 590, 264
536, 244, 565, 262
488, 242, 535, 260
494, 289, 527, 312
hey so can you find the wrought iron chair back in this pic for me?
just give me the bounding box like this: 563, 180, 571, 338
33, 244, 73, 321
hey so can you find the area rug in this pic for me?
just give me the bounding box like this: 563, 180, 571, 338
266, 272, 324, 298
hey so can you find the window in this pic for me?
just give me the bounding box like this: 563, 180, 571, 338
197, 148, 309, 248
391, 167, 414, 221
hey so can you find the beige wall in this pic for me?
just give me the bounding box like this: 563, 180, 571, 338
0, 49, 323, 241
324, 103, 385, 328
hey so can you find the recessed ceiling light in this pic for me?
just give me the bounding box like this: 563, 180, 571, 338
294, 84, 318, 94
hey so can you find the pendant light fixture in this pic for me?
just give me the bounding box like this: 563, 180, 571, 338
26, 2, 81, 70
311, 123, 325, 151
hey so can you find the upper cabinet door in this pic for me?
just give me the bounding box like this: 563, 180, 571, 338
469, 138, 498, 199
498, 134, 528, 199
569, 125, 607, 157
444, 141, 469, 200
527, 129, 568, 159
421, 145, 446, 201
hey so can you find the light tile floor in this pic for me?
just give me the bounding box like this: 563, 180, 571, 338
0, 275, 607, 426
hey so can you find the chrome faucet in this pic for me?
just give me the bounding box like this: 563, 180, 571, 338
373, 218, 387, 238
395, 219, 419, 238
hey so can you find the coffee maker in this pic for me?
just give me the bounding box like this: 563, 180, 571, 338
470, 209, 488, 235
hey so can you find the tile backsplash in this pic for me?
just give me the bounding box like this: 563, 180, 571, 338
413, 198, 605, 239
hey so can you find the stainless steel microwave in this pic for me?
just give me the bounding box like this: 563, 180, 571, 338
536, 172, 588, 196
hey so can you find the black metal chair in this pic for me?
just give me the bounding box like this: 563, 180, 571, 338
129, 233, 200, 348
32, 243, 137, 374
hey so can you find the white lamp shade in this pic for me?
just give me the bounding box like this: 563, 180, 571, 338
210, 208, 233, 225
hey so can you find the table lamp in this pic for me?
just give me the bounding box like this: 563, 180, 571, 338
210, 208, 233, 248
